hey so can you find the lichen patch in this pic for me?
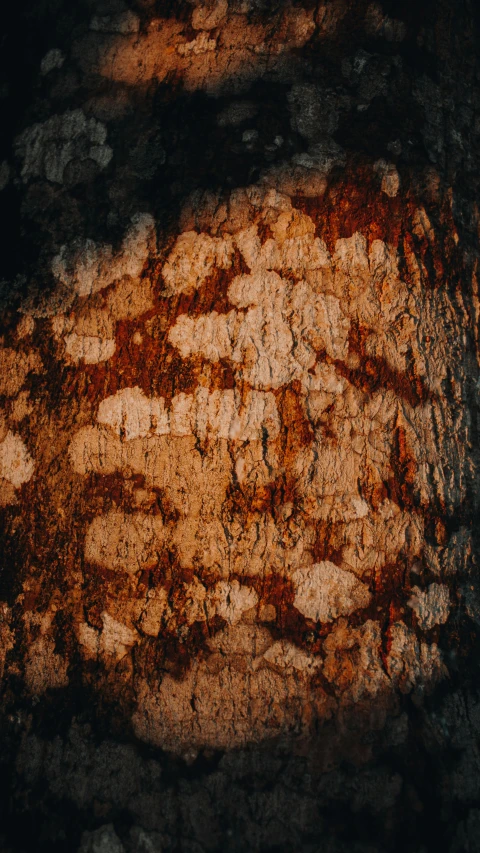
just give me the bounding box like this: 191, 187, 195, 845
0, 431, 35, 489
64, 333, 116, 364
100, 612, 138, 659
15, 109, 112, 184
207, 580, 258, 625
52, 213, 156, 298
387, 621, 447, 693
91, 386, 280, 443
0, 348, 42, 397
407, 583, 451, 631
263, 640, 322, 674
162, 231, 234, 296
292, 561, 372, 622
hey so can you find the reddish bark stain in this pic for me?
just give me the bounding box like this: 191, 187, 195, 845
294, 160, 406, 253
275, 381, 315, 450
333, 322, 432, 407
386, 424, 420, 512
311, 520, 345, 566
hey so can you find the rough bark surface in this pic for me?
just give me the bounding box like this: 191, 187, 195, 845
1, 1, 480, 851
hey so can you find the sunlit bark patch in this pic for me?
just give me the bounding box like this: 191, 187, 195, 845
2, 175, 457, 751
0, 172, 468, 749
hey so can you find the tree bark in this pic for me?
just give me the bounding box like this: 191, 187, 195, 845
1, 1, 480, 851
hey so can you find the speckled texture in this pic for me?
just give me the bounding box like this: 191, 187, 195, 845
0, 1, 480, 851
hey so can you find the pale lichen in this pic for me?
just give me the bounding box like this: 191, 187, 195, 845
408, 583, 451, 631
0, 431, 34, 489
52, 212, 155, 297
292, 562, 371, 622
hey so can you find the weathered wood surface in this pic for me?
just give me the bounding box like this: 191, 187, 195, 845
0, 1, 479, 850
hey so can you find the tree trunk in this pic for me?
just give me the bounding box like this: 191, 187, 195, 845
1, 1, 479, 851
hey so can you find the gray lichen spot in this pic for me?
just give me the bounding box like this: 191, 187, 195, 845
413, 76, 445, 166
263, 139, 345, 196
15, 109, 113, 184
287, 83, 340, 141
90, 10, 140, 34
40, 48, 65, 76
78, 823, 125, 853
217, 100, 259, 127
127, 827, 162, 853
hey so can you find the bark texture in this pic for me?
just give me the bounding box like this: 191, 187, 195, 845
1, 1, 480, 851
